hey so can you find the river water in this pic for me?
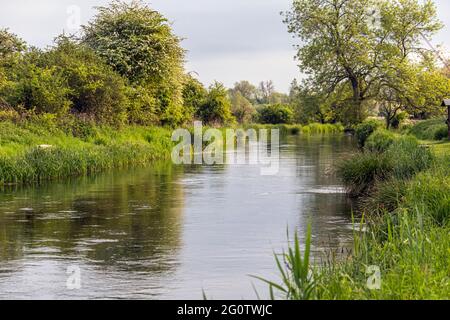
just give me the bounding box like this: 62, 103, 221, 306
0, 134, 356, 299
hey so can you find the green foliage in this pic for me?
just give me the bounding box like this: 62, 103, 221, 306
3, 51, 72, 115
182, 75, 207, 122
284, 0, 443, 125
365, 129, 397, 153
404, 170, 450, 226
258, 104, 294, 124
254, 224, 316, 300
82, 0, 186, 123
434, 127, 449, 141
409, 118, 448, 141
0, 28, 25, 60
42, 37, 129, 125
386, 135, 434, 180
355, 119, 383, 147
197, 82, 235, 125
0, 119, 173, 184
230, 91, 255, 124
339, 135, 433, 196
338, 152, 392, 196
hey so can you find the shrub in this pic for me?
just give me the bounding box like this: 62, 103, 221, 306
42, 37, 129, 125
4, 55, 72, 115
258, 104, 294, 124
434, 126, 448, 141
355, 119, 383, 148
409, 118, 447, 141
197, 82, 235, 125
365, 129, 397, 153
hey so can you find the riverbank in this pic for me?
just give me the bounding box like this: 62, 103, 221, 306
260, 119, 450, 300
0, 117, 174, 185
0, 116, 344, 185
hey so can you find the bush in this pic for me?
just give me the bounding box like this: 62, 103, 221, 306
82, 0, 186, 125
4, 55, 72, 115
258, 104, 294, 124
434, 126, 448, 141
42, 37, 129, 125
355, 119, 383, 147
365, 129, 397, 153
409, 118, 447, 141
197, 82, 235, 125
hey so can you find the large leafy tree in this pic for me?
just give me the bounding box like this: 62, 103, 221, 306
82, 0, 186, 125
284, 0, 442, 124
182, 75, 207, 122
197, 82, 235, 125
230, 91, 255, 124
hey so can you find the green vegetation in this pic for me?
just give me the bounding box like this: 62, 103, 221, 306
257, 104, 294, 125
284, 0, 449, 126
408, 118, 448, 141
260, 124, 450, 299
0, 116, 172, 185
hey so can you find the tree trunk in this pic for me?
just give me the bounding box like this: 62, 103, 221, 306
349, 76, 363, 124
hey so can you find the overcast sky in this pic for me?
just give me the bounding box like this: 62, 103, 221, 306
1, 0, 449, 92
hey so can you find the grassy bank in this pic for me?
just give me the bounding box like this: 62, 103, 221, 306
259, 119, 450, 300
0, 116, 344, 185
244, 123, 344, 136
0, 117, 173, 185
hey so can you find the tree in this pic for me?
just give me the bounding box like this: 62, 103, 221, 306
258, 104, 294, 124
182, 75, 207, 121
377, 58, 450, 125
230, 91, 255, 124
82, 0, 186, 125
231, 80, 257, 103
257, 80, 275, 104
284, 0, 442, 124
0, 28, 25, 60
39, 36, 129, 125
197, 82, 235, 125
4, 48, 72, 115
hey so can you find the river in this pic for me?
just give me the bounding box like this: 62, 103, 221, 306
0, 134, 356, 299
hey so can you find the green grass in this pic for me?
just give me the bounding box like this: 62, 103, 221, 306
260, 128, 449, 300
261, 179, 450, 300
338, 135, 433, 197
408, 118, 448, 141
244, 123, 344, 136
0, 120, 173, 184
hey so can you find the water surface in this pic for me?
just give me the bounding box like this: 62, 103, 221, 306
0, 135, 356, 299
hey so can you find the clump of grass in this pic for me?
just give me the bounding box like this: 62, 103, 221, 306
253, 224, 317, 300
403, 169, 450, 226
303, 123, 344, 135
262, 208, 450, 300
386, 135, 434, 180
365, 129, 397, 153
338, 152, 392, 196
355, 119, 383, 148
338, 135, 433, 197
408, 118, 447, 141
